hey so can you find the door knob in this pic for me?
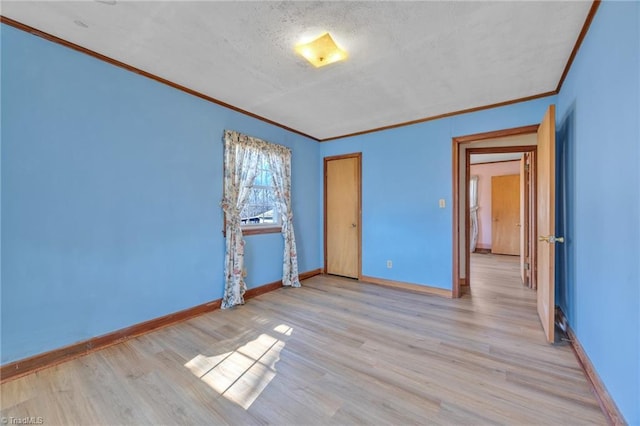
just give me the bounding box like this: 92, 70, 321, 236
351, 223, 357, 228
538, 235, 564, 243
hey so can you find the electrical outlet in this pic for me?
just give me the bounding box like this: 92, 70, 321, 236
439, 199, 446, 208
386, 260, 393, 269
242, 268, 247, 277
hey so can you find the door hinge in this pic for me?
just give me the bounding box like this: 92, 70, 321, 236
524, 163, 530, 171
524, 262, 530, 270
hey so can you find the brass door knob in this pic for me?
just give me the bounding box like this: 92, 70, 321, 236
538, 235, 564, 243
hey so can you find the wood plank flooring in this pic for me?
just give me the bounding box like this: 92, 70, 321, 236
0, 254, 606, 425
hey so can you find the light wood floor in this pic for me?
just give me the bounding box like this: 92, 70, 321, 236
1, 254, 606, 425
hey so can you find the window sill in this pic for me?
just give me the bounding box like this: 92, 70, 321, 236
222, 226, 282, 237
243, 226, 281, 236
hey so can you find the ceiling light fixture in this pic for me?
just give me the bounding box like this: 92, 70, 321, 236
295, 33, 347, 68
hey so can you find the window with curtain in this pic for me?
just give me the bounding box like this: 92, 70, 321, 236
220, 130, 300, 309
470, 175, 479, 252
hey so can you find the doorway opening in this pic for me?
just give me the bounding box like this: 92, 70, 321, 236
453, 106, 558, 344
467, 147, 537, 292
452, 125, 539, 298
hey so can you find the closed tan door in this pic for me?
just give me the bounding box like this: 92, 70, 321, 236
491, 174, 520, 255
537, 105, 558, 344
325, 154, 361, 279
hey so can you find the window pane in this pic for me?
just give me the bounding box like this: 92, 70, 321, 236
255, 169, 265, 186
257, 187, 264, 204
234, 156, 281, 227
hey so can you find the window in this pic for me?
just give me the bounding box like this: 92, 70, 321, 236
240, 158, 281, 231
221, 129, 300, 306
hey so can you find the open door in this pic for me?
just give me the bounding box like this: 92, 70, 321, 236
520, 152, 535, 288
520, 155, 527, 284
537, 105, 561, 343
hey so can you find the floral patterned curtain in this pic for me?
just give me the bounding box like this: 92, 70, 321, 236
266, 146, 301, 288
220, 130, 301, 309
220, 130, 261, 309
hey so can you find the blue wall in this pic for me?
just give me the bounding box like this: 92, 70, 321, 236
556, 1, 639, 423
319, 97, 555, 289
2, 5, 638, 422
0, 25, 321, 364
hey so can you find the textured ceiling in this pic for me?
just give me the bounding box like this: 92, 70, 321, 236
1, 1, 593, 140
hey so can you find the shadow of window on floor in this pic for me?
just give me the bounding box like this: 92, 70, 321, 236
184, 324, 293, 409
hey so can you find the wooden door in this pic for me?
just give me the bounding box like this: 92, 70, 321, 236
491, 174, 520, 255
529, 151, 537, 290
520, 157, 527, 283
537, 105, 558, 344
325, 154, 361, 279
520, 153, 533, 287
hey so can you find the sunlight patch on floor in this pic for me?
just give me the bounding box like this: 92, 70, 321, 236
184, 324, 292, 409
